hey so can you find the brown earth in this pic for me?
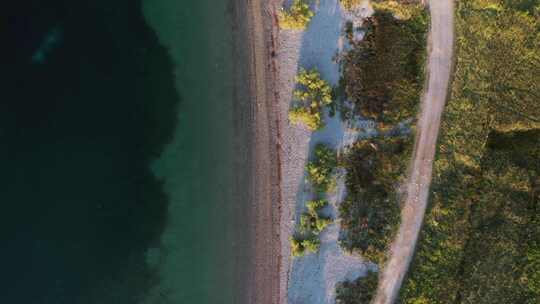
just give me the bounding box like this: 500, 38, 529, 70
231, 0, 281, 303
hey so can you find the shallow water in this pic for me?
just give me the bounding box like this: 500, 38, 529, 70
1, 0, 242, 303
142, 0, 242, 303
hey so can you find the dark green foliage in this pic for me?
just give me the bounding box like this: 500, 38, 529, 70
336, 270, 379, 304
504, 0, 540, 14
340, 10, 428, 127
399, 1, 540, 303
339, 136, 412, 264
335, 5, 428, 300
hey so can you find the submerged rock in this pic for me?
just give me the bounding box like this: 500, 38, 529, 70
31, 27, 63, 64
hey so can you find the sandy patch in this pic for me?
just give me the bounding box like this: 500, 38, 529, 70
276, 1, 376, 303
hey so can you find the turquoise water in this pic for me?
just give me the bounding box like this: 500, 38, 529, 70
142, 0, 241, 303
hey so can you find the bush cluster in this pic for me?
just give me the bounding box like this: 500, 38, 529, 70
306, 143, 338, 193
278, 0, 315, 30
300, 200, 332, 235
340, 10, 428, 127
289, 69, 333, 130
336, 3, 426, 269
339, 0, 362, 11
291, 199, 333, 257
371, 0, 424, 20
291, 144, 336, 257
339, 136, 411, 264
336, 270, 379, 304
290, 236, 321, 257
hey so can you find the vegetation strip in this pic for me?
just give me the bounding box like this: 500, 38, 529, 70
399, 1, 540, 303
334, 1, 429, 302
290, 144, 337, 257
288, 69, 333, 131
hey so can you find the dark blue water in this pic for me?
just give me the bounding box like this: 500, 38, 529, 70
1, 1, 180, 302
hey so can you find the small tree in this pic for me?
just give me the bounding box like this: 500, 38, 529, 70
306, 199, 328, 214
315, 217, 332, 233
300, 200, 332, 235
289, 69, 333, 130
336, 270, 379, 304
278, 0, 315, 30
339, 0, 362, 11
306, 144, 337, 192
289, 107, 322, 130
371, 0, 424, 20
290, 236, 321, 257
302, 238, 321, 253
290, 237, 304, 257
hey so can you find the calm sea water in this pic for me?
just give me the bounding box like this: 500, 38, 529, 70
1, 0, 241, 303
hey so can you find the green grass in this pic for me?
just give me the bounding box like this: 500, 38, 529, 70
399, 1, 540, 303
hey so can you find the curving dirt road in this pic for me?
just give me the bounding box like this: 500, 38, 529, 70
372, 1, 454, 303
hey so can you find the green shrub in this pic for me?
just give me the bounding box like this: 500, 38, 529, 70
289, 69, 333, 130
306, 144, 337, 193
292, 145, 337, 258
300, 200, 332, 235
290, 237, 304, 257
340, 10, 428, 126
278, 0, 315, 30
306, 199, 327, 214
336, 270, 379, 304
339, 0, 362, 10
302, 237, 321, 253
289, 107, 322, 131
339, 137, 412, 264
290, 236, 321, 257
372, 0, 424, 20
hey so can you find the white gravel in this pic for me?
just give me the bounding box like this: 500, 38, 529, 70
276, 1, 376, 303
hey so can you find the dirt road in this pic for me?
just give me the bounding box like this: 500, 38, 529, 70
371, 1, 454, 303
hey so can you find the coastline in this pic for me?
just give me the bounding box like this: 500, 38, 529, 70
141, 0, 246, 302
232, 0, 282, 303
